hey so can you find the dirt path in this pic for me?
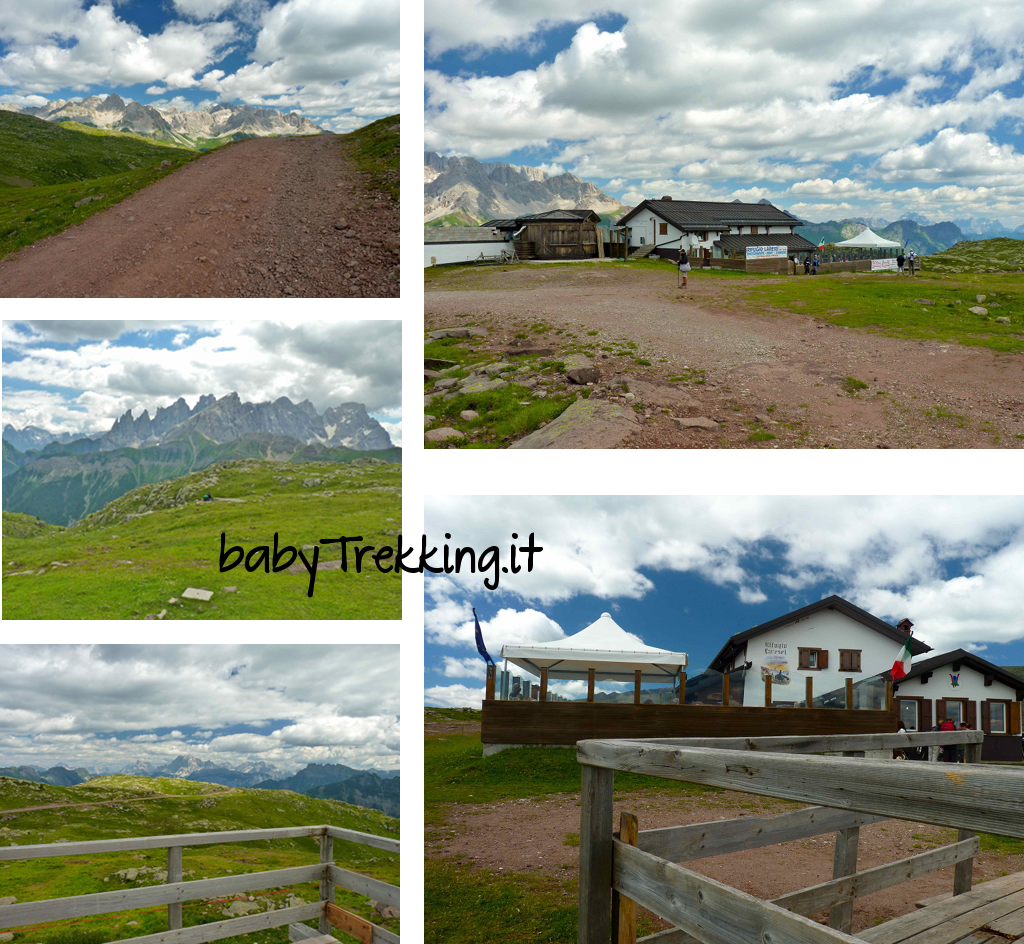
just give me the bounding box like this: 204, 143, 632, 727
425, 268, 1024, 448
428, 788, 1024, 934
0, 136, 398, 297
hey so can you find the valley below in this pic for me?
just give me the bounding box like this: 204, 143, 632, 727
0, 134, 398, 297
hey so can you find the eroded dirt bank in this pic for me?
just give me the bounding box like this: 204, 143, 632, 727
0, 135, 398, 298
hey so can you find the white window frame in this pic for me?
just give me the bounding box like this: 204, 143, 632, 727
989, 701, 1007, 734
899, 700, 919, 732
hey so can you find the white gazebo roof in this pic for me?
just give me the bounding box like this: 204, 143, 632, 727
835, 227, 902, 249
501, 612, 689, 682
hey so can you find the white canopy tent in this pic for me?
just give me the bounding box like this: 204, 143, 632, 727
501, 612, 688, 683
835, 227, 901, 259
835, 227, 902, 249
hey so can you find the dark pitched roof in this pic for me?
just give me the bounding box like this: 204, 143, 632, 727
485, 209, 601, 228
894, 649, 1024, 693
424, 226, 508, 244
708, 594, 932, 671
716, 233, 818, 252
618, 199, 804, 230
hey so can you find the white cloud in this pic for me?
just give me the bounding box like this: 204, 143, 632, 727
0, 645, 399, 772
1, 320, 401, 436
424, 683, 486, 708
424, 496, 1024, 653
0, 0, 397, 127
425, 1, 1024, 224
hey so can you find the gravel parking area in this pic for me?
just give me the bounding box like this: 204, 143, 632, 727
425, 265, 1024, 448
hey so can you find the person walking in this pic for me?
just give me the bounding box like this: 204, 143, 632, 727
908, 249, 917, 276
897, 250, 905, 275
677, 245, 691, 289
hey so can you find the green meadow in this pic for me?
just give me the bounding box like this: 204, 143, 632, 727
346, 115, 399, 201
0, 112, 198, 260
742, 270, 1024, 353
2, 459, 402, 620
0, 775, 399, 944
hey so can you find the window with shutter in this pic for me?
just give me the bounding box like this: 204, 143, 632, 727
839, 650, 862, 672
659, 222, 667, 236
798, 648, 810, 669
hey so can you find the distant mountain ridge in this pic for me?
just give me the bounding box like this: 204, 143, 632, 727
0, 765, 92, 785
2, 432, 400, 525
258, 762, 400, 817
424, 154, 1023, 248
0, 753, 397, 790
424, 151, 628, 225
4, 392, 393, 455
800, 218, 967, 255
0, 94, 324, 147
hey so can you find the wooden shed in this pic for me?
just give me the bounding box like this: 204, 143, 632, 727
484, 209, 602, 260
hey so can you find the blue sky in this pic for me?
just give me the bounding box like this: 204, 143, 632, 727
425, 1, 1024, 228
424, 496, 1024, 707
0, 0, 399, 133
0, 645, 400, 773
2, 321, 402, 446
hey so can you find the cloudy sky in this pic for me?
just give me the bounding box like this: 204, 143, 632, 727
0, 0, 398, 133
425, 1, 1024, 229
0, 645, 400, 773
1, 320, 402, 446
424, 496, 1024, 707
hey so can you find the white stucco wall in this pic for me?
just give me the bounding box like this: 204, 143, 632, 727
424, 240, 507, 267
729, 609, 902, 707
894, 660, 1021, 731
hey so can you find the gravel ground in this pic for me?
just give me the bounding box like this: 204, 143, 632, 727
425, 266, 1024, 448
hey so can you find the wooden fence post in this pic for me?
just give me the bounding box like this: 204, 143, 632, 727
485, 664, 496, 700
678, 672, 686, 705
167, 845, 182, 930
845, 679, 854, 710
541, 667, 548, 702
613, 813, 638, 944
764, 676, 772, 707
954, 740, 983, 896
806, 676, 814, 708
579, 764, 614, 944
588, 668, 596, 703
828, 826, 860, 932
319, 830, 334, 933
633, 670, 642, 705
722, 672, 730, 707
886, 680, 894, 712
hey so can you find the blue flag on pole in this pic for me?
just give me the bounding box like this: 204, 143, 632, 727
474, 608, 495, 666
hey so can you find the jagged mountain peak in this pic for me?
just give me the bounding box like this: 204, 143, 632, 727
424, 150, 627, 224
97, 392, 391, 452
7, 95, 324, 146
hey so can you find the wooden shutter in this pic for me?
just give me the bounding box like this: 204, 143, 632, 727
817, 649, 829, 669
921, 699, 932, 730
798, 648, 810, 669
1011, 702, 1022, 736
981, 700, 990, 734
853, 651, 861, 672
967, 700, 977, 729
936, 699, 947, 723
659, 222, 668, 236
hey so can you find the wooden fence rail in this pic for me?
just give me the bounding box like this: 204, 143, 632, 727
577, 730, 1006, 944
0, 824, 399, 944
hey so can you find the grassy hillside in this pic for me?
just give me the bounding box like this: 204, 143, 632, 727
0, 774, 398, 943
347, 114, 398, 200
0, 111, 192, 187
2, 433, 401, 526
923, 238, 1024, 273
1, 458, 401, 620
0, 111, 199, 260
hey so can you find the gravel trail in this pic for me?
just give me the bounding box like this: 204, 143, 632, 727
0, 135, 399, 297
425, 266, 1024, 448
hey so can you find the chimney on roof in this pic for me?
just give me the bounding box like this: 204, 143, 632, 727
661, 195, 673, 200
897, 618, 914, 633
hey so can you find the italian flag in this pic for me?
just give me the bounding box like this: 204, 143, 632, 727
891, 635, 913, 680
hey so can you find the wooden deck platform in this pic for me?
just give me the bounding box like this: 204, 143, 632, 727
860, 870, 1024, 944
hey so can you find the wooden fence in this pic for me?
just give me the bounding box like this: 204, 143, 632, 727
0, 824, 399, 944
574, 730, 1024, 944
481, 700, 899, 752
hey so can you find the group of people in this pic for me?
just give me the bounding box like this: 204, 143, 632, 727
897, 249, 917, 275
895, 717, 972, 762
674, 243, 917, 283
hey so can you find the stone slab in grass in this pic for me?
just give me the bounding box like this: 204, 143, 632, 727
509, 398, 639, 449
182, 587, 213, 601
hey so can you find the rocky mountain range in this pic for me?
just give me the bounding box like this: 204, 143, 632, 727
424, 151, 628, 224
3, 394, 397, 525
3, 392, 393, 455
424, 154, 1024, 252
0, 94, 323, 147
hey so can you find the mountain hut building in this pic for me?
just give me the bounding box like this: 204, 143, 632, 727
483, 209, 603, 260
615, 198, 818, 272
424, 209, 604, 266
